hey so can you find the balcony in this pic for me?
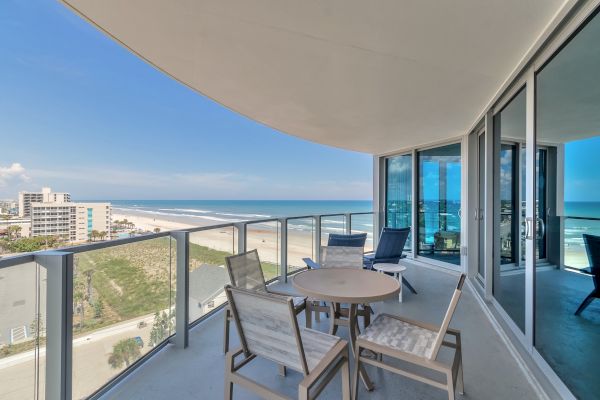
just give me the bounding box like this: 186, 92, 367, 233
0, 212, 545, 400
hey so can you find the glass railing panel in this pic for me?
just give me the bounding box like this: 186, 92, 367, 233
320, 215, 347, 247
0, 260, 46, 400
286, 218, 314, 275
564, 216, 600, 269
71, 237, 174, 399
246, 221, 280, 282
350, 213, 374, 253
188, 227, 236, 324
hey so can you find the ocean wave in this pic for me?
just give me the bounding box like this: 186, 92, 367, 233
113, 208, 239, 222
158, 208, 211, 213
215, 212, 272, 219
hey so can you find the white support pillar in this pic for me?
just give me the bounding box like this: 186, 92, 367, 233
525, 67, 536, 350
172, 231, 189, 348
280, 219, 288, 282
485, 110, 496, 300
236, 223, 247, 255
36, 251, 73, 400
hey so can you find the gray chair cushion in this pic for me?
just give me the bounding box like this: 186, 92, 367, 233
359, 314, 438, 359
300, 327, 340, 371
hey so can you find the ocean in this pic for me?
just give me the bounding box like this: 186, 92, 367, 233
108, 199, 375, 237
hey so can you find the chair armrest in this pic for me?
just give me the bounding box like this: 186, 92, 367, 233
303, 257, 321, 269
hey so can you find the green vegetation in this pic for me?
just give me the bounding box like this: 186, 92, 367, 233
107, 338, 141, 369
0, 235, 63, 253
149, 310, 174, 347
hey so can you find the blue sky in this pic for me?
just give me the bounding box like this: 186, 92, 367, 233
0, 1, 372, 201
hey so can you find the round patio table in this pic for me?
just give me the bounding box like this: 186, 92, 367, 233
292, 268, 400, 391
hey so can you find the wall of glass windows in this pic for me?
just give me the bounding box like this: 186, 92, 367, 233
378, 3, 600, 398
534, 8, 600, 399
417, 144, 462, 265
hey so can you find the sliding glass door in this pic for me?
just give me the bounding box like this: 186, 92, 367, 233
385, 154, 413, 250
417, 143, 462, 266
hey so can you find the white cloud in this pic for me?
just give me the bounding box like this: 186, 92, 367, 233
0, 163, 30, 187
21, 166, 371, 200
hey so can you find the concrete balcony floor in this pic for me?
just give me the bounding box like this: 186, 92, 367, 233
101, 263, 544, 400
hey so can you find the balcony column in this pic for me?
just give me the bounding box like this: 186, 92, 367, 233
172, 231, 189, 349
279, 218, 288, 282
314, 215, 322, 263
236, 223, 247, 254
36, 251, 73, 400
345, 213, 352, 234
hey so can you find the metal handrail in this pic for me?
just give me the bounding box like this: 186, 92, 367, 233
564, 215, 600, 221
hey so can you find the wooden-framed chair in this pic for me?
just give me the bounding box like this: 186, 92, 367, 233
303, 246, 372, 333
575, 233, 600, 315
352, 274, 466, 400
223, 249, 307, 354
224, 285, 351, 400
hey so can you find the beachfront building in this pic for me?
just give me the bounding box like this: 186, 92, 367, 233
30, 202, 111, 242
18, 187, 71, 218
3, 1, 600, 400
0, 200, 17, 215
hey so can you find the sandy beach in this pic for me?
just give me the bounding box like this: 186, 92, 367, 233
112, 212, 316, 269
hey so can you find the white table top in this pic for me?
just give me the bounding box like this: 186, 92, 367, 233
292, 268, 400, 303
373, 263, 407, 273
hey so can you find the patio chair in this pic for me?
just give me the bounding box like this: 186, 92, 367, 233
575, 234, 600, 316
364, 227, 417, 294
223, 250, 307, 354
327, 233, 367, 247
352, 274, 465, 400
224, 286, 351, 400
303, 246, 372, 333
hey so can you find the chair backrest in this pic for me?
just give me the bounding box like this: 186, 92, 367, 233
429, 274, 466, 360
224, 285, 309, 374
321, 246, 364, 269
375, 227, 410, 259
328, 233, 367, 247
584, 234, 600, 270
225, 250, 268, 292
583, 234, 600, 287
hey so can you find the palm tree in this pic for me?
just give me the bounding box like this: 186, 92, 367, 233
6, 225, 21, 240
90, 230, 100, 242
153, 227, 161, 233
107, 338, 141, 369
99, 231, 107, 241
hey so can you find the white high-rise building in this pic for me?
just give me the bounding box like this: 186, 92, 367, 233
30, 202, 111, 242
18, 187, 71, 218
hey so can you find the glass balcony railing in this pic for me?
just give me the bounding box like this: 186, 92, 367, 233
245, 219, 281, 282
319, 214, 347, 247
563, 216, 600, 270
285, 217, 315, 275
188, 226, 237, 325
0, 211, 372, 399
0, 258, 46, 400
70, 237, 175, 399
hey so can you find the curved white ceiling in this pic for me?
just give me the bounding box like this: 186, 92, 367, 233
62, 0, 567, 154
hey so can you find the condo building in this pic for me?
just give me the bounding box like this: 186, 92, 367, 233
30, 202, 111, 242
18, 187, 71, 218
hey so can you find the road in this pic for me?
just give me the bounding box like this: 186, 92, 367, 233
0, 314, 157, 400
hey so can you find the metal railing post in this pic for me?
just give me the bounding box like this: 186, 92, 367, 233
172, 231, 189, 349
36, 251, 73, 400
314, 215, 322, 263
345, 213, 352, 234
236, 223, 247, 254
280, 218, 288, 282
